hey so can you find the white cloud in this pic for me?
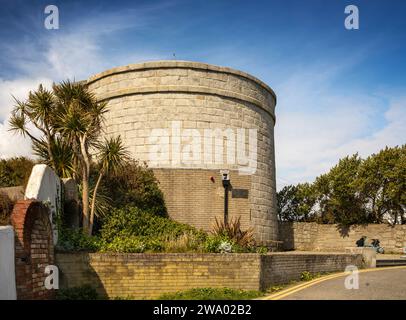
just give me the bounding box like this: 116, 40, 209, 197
0, 77, 53, 158
0, 5, 170, 158
275, 72, 406, 188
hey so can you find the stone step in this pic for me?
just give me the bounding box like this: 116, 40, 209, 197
376, 259, 406, 267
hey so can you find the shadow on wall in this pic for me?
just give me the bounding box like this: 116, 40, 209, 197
57, 253, 108, 299
278, 222, 295, 250
336, 224, 351, 238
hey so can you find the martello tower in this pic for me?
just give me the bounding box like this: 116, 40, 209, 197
87, 61, 278, 244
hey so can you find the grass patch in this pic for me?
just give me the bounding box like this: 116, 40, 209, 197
157, 288, 264, 300
56, 285, 99, 300
300, 271, 330, 282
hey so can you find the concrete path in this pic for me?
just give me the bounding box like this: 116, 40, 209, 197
263, 266, 406, 300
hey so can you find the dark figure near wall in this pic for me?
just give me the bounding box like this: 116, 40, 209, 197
356, 236, 367, 247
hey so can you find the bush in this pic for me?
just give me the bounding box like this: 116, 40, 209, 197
211, 217, 255, 248
0, 192, 13, 225
56, 228, 101, 252
57, 207, 266, 254
100, 236, 162, 253
300, 271, 321, 282
102, 161, 166, 216
56, 285, 99, 300
164, 231, 207, 253
100, 206, 204, 241
0, 157, 35, 188
98, 206, 207, 253
157, 287, 263, 300
204, 235, 231, 253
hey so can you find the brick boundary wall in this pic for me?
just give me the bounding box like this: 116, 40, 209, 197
11, 200, 55, 300
260, 252, 363, 287
279, 222, 406, 253
56, 252, 363, 299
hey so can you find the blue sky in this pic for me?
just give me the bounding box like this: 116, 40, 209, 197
0, 0, 405, 188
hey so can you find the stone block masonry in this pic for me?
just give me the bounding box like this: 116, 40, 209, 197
279, 222, 406, 254
56, 252, 363, 299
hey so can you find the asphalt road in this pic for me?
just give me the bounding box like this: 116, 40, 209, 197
278, 267, 406, 300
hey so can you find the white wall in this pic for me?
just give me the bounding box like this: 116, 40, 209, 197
25, 164, 62, 244
0, 226, 17, 300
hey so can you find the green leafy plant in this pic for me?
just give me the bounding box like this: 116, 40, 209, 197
0, 157, 35, 188
56, 285, 99, 300
211, 216, 255, 248
56, 227, 101, 252
9, 80, 129, 236
100, 206, 203, 241
164, 231, 207, 253
300, 271, 321, 282
102, 160, 167, 216
98, 206, 207, 253
0, 192, 13, 225
157, 287, 263, 300
100, 236, 147, 253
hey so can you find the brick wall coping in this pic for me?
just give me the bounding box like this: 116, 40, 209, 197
56, 251, 361, 258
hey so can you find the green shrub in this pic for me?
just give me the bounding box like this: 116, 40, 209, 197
111, 295, 135, 300
0, 157, 35, 188
164, 231, 207, 253
101, 236, 148, 253
56, 285, 99, 300
57, 228, 101, 252
157, 287, 263, 300
98, 206, 207, 253
57, 206, 267, 254
100, 206, 204, 241
0, 192, 13, 226
204, 235, 231, 253
300, 271, 321, 281
203, 234, 266, 253
102, 161, 166, 216
255, 246, 269, 254
211, 217, 255, 248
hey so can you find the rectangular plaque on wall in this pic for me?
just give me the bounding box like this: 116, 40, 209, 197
231, 189, 249, 198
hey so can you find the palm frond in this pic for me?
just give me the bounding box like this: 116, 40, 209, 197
32, 137, 75, 178
96, 135, 130, 175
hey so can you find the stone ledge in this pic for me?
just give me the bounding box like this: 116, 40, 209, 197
94, 85, 275, 122
87, 60, 277, 104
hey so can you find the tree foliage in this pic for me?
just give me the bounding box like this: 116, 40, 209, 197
101, 160, 167, 216
0, 157, 35, 188
9, 81, 128, 235
277, 145, 406, 225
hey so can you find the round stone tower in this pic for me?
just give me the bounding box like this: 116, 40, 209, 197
87, 61, 278, 244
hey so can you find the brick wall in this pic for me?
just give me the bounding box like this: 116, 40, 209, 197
260, 252, 363, 287
56, 252, 362, 299
154, 168, 251, 231
11, 200, 54, 300
279, 222, 406, 254
56, 253, 262, 298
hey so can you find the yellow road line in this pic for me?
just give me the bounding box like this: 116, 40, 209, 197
262, 265, 406, 300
